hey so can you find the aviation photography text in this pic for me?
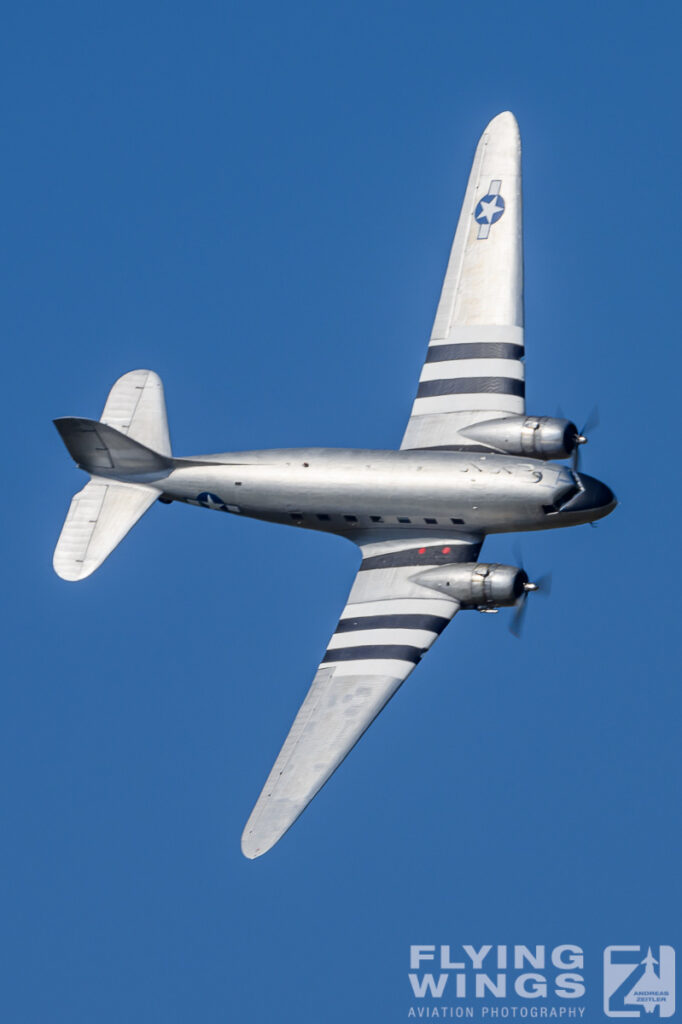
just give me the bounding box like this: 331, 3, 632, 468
408, 944, 586, 1020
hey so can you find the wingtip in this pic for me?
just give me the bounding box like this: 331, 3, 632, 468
488, 109, 518, 124
241, 844, 262, 860
241, 803, 298, 860
241, 830, 275, 860
476, 110, 520, 158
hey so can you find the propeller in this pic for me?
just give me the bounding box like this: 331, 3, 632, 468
571, 405, 600, 471
509, 544, 552, 638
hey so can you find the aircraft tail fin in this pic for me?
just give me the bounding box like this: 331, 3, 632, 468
99, 369, 171, 456
53, 369, 173, 581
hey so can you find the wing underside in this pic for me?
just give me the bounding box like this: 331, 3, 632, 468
401, 111, 525, 452
241, 534, 482, 858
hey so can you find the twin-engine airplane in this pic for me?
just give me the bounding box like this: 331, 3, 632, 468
53, 112, 615, 858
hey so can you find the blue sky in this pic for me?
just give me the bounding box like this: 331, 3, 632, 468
2, 2, 681, 1021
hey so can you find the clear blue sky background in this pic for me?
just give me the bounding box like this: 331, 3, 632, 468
2, 2, 680, 1021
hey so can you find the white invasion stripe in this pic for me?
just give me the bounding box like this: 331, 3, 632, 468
401, 411, 521, 450
350, 562, 475, 603
344, 597, 457, 618
419, 358, 524, 382
320, 658, 416, 680
328, 628, 438, 649
429, 324, 524, 346
357, 536, 478, 558
349, 573, 443, 603
411, 393, 525, 416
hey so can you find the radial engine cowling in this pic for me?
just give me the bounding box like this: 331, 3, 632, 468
412, 562, 528, 609
460, 415, 578, 459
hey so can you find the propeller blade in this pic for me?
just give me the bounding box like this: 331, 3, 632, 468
581, 404, 600, 437
509, 565, 551, 637
509, 594, 528, 639
571, 405, 600, 471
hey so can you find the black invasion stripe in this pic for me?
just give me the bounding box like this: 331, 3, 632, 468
417, 377, 525, 399
426, 342, 524, 362
360, 543, 481, 571
408, 444, 495, 453
322, 645, 423, 664
336, 614, 450, 634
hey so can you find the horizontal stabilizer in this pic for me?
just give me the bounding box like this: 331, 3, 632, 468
53, 478, 158, 581
54, 418, 173, 477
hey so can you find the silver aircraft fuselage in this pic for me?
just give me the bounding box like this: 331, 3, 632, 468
157, 448, 616, 537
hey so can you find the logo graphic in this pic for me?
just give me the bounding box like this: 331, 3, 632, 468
193, 492, 229, 510
604, 945, 675, 1017
474, 179, 505, 239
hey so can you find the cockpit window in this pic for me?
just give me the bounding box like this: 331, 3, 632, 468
543, 479, 581, 514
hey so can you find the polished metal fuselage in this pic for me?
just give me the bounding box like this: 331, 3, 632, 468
157, 448, 613, 537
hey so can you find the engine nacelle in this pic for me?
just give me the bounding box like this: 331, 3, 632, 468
412, 562, 528, 609
460, 415, 578, 459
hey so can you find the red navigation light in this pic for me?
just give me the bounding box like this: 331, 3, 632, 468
442, 546, 451, 554
418, 547, 426, 555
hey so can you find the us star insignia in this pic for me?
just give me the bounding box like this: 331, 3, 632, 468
474, 179, 505, 238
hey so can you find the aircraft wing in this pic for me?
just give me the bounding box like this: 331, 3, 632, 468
241, 533, 482, 857
401, 111, 524, 452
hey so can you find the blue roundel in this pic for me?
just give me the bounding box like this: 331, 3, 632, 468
197, 492, 228, 510
474, 193, 506, 225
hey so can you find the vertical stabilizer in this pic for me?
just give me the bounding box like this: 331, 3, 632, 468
100, 369, 171, 456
